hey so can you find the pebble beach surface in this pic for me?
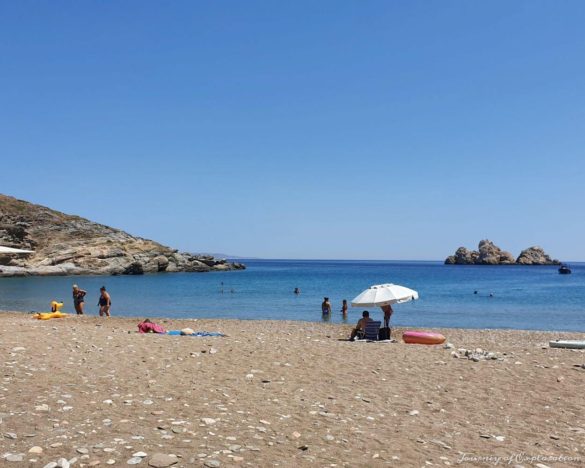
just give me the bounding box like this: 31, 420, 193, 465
0, 312, 584, 467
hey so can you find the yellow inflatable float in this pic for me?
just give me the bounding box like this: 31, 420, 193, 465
34, 311, 67, 320
33, 301, 67, 320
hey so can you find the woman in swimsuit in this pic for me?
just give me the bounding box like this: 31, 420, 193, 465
72, 284, 87, 315
98, 286, 111, 317
321, 297, 332, 316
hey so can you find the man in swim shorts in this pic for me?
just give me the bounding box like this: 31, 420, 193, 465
349, 311, 371, 341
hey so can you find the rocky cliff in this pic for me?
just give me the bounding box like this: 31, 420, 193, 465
0, 194, 245, 277
445, 240, 560, 265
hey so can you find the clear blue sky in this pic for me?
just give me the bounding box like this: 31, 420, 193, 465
1, 1, 584, 260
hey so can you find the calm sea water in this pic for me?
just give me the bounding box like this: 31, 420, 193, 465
0, 260, 584, 332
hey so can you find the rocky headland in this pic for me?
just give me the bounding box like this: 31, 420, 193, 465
445, 240, 560, 265
0, 194, 245, 277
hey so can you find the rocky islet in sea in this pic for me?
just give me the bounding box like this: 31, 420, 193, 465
0, 194, 245, 277
444, 239, 561, 265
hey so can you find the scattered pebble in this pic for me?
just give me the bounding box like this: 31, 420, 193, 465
147, 453, 179, 467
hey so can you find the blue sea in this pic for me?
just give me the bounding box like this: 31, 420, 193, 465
0, 260, 584, 332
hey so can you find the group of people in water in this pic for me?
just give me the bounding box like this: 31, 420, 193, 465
71, 284, 112, 316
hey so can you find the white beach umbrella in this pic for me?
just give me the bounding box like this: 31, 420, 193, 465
0, 246, 34, 254
351, 283, 419, 308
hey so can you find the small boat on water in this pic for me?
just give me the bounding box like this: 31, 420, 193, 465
558, 265, 572, 274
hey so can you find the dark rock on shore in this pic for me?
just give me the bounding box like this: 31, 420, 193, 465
445, 240, 560, 265
0, 194, 246, 277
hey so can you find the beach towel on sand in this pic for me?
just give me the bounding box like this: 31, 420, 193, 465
167, 330, 224, 337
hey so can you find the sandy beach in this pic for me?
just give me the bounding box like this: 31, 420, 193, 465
0, 312, 584, 467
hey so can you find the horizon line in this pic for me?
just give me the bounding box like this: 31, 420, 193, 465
224, 257, 585, 264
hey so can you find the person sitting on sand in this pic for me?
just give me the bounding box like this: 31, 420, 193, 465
72, 284, 86, 315
98, 286, 111, 317
349, 311, 371, 341
381, 304, 393, 328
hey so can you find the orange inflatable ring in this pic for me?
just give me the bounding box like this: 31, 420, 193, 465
402, 330, 445, 345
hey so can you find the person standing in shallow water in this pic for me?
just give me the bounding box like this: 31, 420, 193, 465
321, 297, 332, 316
98, 286, 111, 317
341, 299, 348, 316
72, 284, 86, 315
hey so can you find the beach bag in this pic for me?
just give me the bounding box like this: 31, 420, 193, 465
378, 327, 391, 340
